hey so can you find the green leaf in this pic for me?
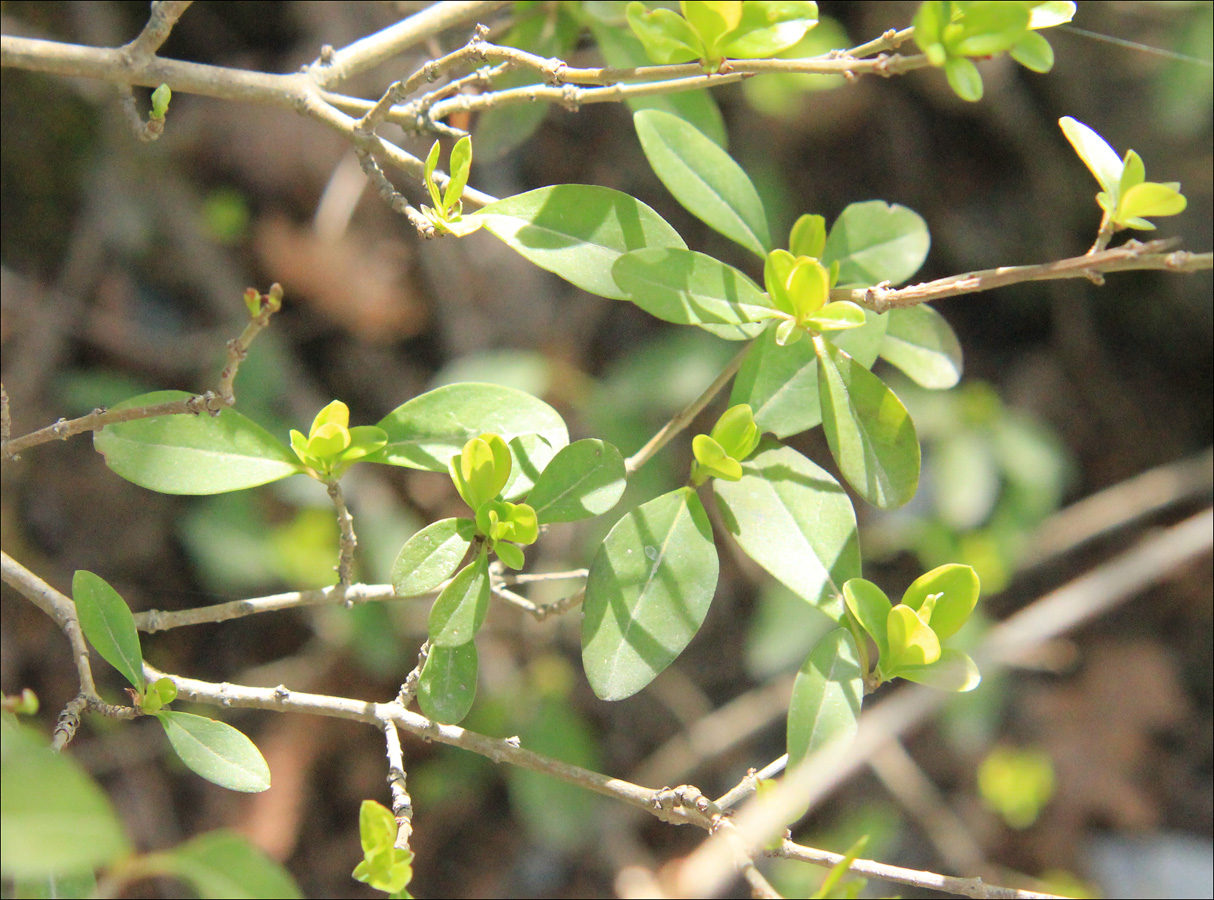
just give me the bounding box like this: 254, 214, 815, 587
152, 831, 302, 899
718, 1, 820, 59
444, 136, 473, 211
417, 642, 479, 724
1, 724, 131, 879
1010, 29, 1053, 72
823, 201, 930, 287
901, 563, 980, 641
471, 185, 686, 300
729, 310, 887, 438
141, 677, 178, 713
806, 301, 867, 331
527, 439, 626, 523
150, 83, 172, 118
842, 578, 891, 663
1059, 117, 1123, 199
787, 628, 863, 769
582, 487, 718, 700
950, 2, 1030, 57
588, 19, 727, 146
789, 213, 827, 259
613, 247, 771, 339
633, 109, 771, 256
353, 801, 413, 894
625, 1, 704, 64
713, 442, 860, 614
1118, 181, 1187, 223
945, 56, 983, 102
72, 570, 144, 691
424, 141, 443, 211
156, 711, 271, 793
391, 517, 476, 597
894, 648, 981, 692
815, 337, 920, 509
95, 391, 302, 494
878, 304, 963, 389
428, 550, 490, 647
1029, 2, 1076, 29
884, 604, 940, 670
371, 383, 568, 483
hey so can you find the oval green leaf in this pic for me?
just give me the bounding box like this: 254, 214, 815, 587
634, 109, 771, 257
613, 248, 770, 339
471, 185, 686, 300
153, 830, 302, 899
730, 310, 887, 438
713, 442, 860, 615
391, 518, 476, 597
815, 336, 920, 509
884, 604, 941, 670
94, 391, 302, 494
823, 201, 930, 287
901, 563, 979, 641
1, 724, 131, 879
72, 570, 144, 691
417, 642, 479, 724
1059, 116, 1123, 199
156, 711, 270, 793
878, 304, 963, 389
787, 627, 863, 769
428, 550, 490, 647
370, 383, 568, 476
894, 648, 981, 692
582, 487, 718, 700
527, 439, 627, 523
842, 577, 892, 662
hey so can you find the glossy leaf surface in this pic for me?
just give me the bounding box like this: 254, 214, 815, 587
472, 185, 686, 300
95, 391, 301, 494
634, 109, 770, 256
527, 439, 627, 523
427, 550, 490, 647
613, 248, 770, 339
418, 642, 479, 724
787, 627, 863, 768
823, 201, 930, 287
815, 337, 920, 508
582, 488, 718, 700
371, 383, 568, 486
730, 311, 887, 438
391, 517, 476, 597
72, 570, 144, 691
879, 304, 963, 389
156, 711, 271, 793
714, 442, 860, 614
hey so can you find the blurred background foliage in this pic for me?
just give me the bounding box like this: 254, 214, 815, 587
2, 2, 1210, 897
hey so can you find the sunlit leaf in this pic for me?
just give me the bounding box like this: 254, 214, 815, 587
634, 109, 771, 256
878, 304, 963, 389
901, 563, 980, 640
156, 711, 270, 793
815, 337, 920, 509
582, 488, 718, 700
371, 383, 568, 481
72, 570, 144, 691
714, 442, 860, 614
1059, 117, 1123, 199
527, 439, 627, 523
823, 201, 930, 287
472, 185, 686, 300
428, 550, 491, 647
787, 628, 863, 768
391, 517, 476, 597
895, 648, 981, 692
95, 391, 302, 494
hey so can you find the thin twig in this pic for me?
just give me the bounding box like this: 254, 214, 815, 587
625, 344, 750, 476
132, 583, 401, 632
772, 841, 1063, 900
327, 480, 358, 588
846, 240, 1211, 312
123, 0, 193, 61
383, 722, 414, 851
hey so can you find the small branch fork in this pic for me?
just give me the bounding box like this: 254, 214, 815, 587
1, 284, 282, 461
